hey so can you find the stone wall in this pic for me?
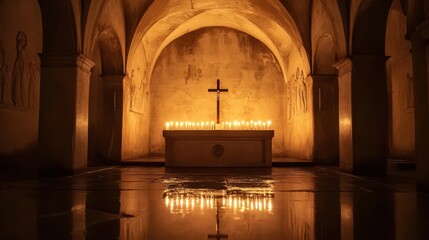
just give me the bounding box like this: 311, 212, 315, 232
0, 0, 42, 157
150, 27, 286, 155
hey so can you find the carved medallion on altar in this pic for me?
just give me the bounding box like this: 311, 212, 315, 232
163, 130, 274, 167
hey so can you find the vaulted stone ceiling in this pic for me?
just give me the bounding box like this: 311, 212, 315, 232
127, 0, 310, 83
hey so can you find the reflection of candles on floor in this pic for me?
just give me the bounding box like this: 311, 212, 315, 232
164, 120, 273, 130
163, 192, 274, 214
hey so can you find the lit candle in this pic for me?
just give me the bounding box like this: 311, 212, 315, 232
211, 121, 215, 130
250, 120, 254, 130
166, 122, 170, 130
258, 121, 262, 130
262, 122, 266, 130
267, 120, 272, 129
180, 122, 184, 130
192, 122, 195, 130
175, 122, 179, 130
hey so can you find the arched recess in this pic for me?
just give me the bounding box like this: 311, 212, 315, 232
123, 0, 314, 160
310, 0, 345, 164
98, 30, 124, 75
311, 0, 347, 71
83, 0, 127, 162
385, 0, 415, 160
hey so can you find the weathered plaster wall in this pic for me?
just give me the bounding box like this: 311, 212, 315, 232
0, 0, 42, 157
122, 42, 150, 159
386, 8, 415, 160
150, 27, 285, 155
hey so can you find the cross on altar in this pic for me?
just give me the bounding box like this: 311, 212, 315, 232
208, 79, 228, 124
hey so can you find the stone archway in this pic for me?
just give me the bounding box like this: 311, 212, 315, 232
124, 0, 314, 160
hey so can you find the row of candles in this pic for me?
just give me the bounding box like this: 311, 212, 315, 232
164, 193, 274, 213
165, 120, 272, 130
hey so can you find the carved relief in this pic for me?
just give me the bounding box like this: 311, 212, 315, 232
299, 70, 308, 113
0, 32, 39, 109
11, 31, 27, 107
0, 38, 7, 105
405, 73, 414, 110
27, 56, 39, 108
287, 67, 309, 120
130, 66, 149, 114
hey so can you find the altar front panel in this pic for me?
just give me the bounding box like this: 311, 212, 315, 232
163, 130, 274, 167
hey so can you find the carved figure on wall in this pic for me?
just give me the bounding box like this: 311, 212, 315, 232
289, 74, 296, 118
11, 31, 27, 107
295, 68, 300, 115
286, 78, 292, 120
0, 39, 7, 105
299, 70, 308, 113
130, 66, 149, 114
27, 56, 39, 108
406, 73, 414, 109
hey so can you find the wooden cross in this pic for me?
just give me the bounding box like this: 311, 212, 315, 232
208, 79, 228, 124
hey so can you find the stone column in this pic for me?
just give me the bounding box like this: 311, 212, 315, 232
38, 54, 94, 175
408, 20, 429, 192
334, 56, 388, 175
312, 74, 339, 164
100, 74, 124, 162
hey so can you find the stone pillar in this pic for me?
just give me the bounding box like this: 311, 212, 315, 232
38, 54, 94, 175
334, 56, 388, 175
408, 20, 429, 192
312, 74, 339, 164
100, 74, 124, 162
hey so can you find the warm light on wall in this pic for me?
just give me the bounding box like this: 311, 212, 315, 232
165, 120, 272, 130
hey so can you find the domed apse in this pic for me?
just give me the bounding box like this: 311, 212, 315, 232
123, 0, 313, 160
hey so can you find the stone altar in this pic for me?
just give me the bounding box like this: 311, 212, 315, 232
163, 130, 274, 167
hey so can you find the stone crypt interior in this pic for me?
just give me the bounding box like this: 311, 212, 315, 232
1, 0, 429, 239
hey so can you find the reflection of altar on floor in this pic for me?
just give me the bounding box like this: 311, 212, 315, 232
163, 130, 274, 167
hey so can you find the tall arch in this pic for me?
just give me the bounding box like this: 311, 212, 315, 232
121, 0, 315, 160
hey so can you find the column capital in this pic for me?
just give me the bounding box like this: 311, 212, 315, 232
333, 57, 352, 77
39, 53, 95, 73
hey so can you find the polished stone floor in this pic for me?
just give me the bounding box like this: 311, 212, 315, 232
0, 166, 428, 239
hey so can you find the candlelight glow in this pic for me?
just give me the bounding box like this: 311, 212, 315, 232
164, 120, 273, 130
163, 191, 274, 214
